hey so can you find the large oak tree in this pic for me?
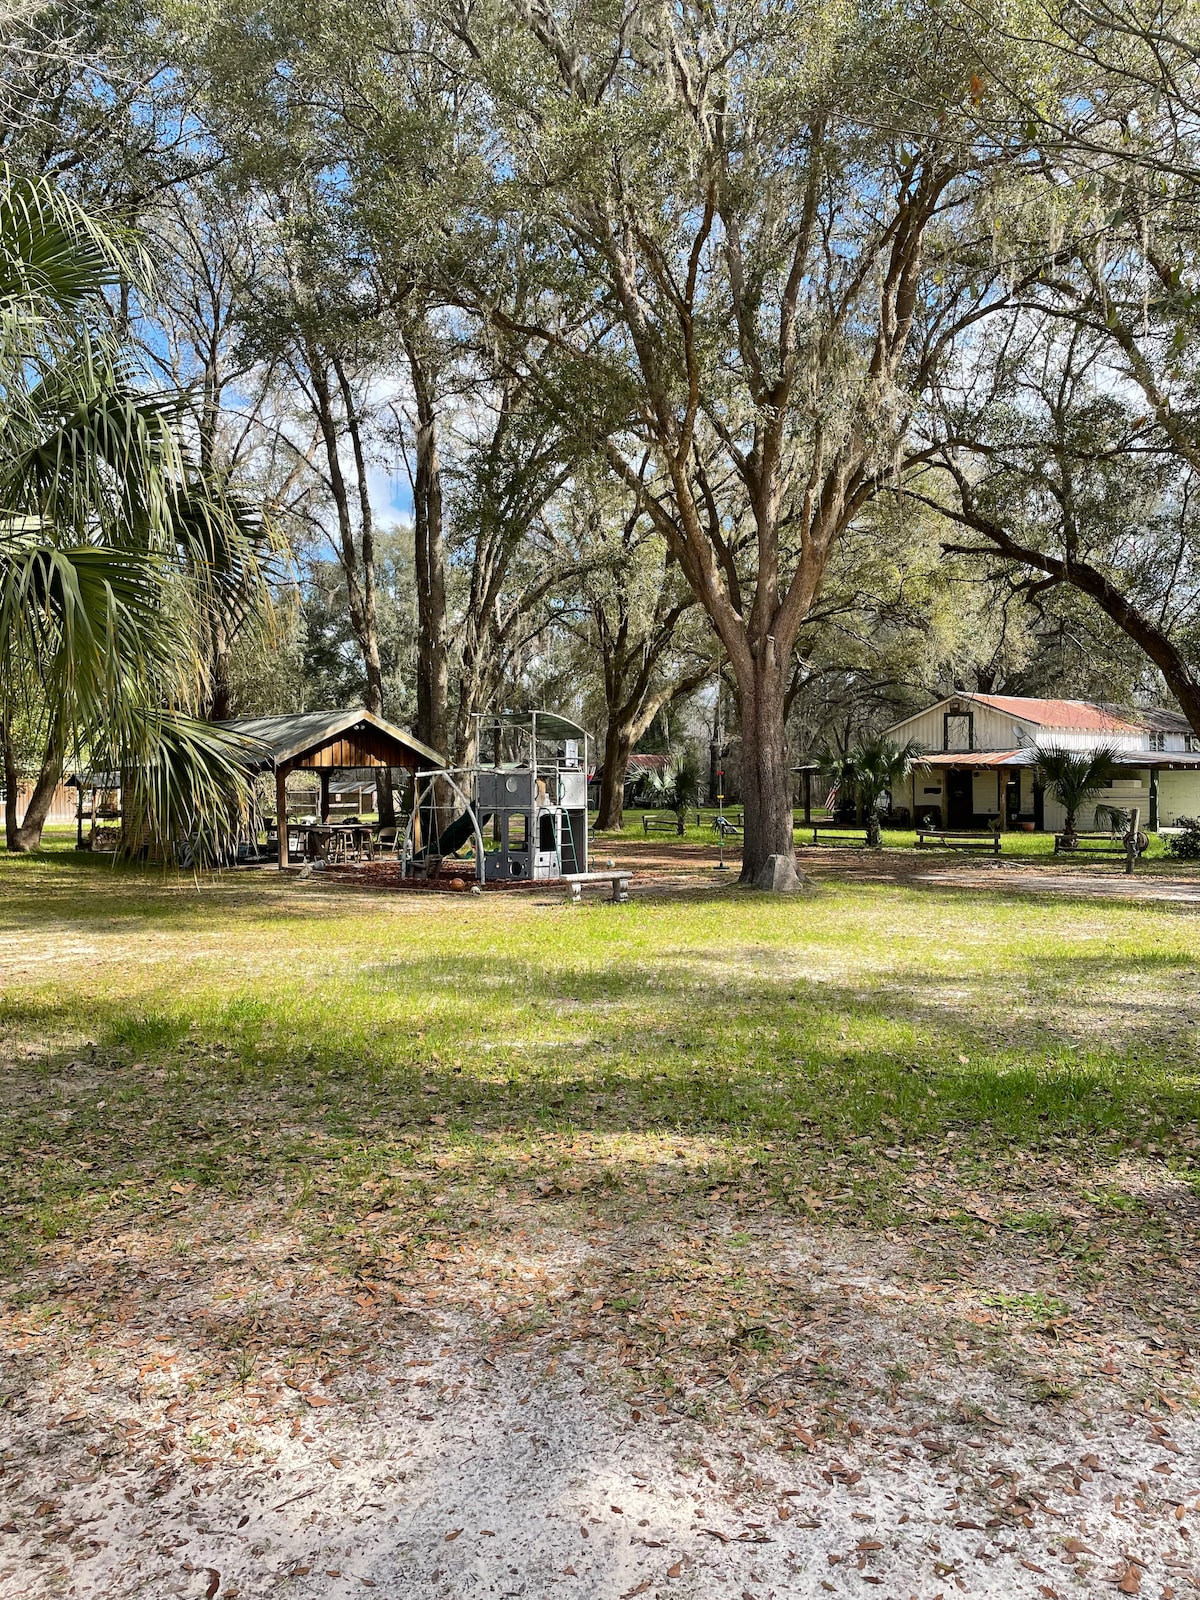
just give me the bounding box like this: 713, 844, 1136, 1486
457, 0, 1034, 882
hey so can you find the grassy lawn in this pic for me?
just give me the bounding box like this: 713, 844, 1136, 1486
604, 808, 1183, 861
1, 843, 1197, 1596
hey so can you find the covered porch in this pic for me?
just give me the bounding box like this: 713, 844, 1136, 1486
903, 750, 1200, 833
218, 709, 444, 869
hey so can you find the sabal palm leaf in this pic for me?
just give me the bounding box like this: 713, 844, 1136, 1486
0, 171, 264, 859
0, 167, 133, 328
0, 535, 169, 727
1030, 743, 1122, 831
108, 709, 260, 866
0, 536, 261, 860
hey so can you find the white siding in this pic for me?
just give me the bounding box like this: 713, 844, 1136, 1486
1089, 773, 1151, 829
1158, 770, 1200, 826
890, 769, 945, 817
888, 697, 1147, 754
889, 701, 1029, 753
973, 771, 1004, 817
888, 703, 957, 751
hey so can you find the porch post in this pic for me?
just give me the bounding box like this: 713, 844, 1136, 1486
319, 770, 331, 823
276, 766, 289, 869
1148, 768, 1159, 831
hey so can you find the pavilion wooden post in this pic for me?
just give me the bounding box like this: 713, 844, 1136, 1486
276, 765, 289, 869
803, 771, 812, 824
319, 770, 331, 823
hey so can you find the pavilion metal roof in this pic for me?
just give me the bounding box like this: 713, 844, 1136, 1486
216, 709, 444, 771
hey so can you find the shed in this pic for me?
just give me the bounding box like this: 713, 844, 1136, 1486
217, 709, 444, 868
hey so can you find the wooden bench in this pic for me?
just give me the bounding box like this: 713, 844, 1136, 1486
563, 870, 633, 904
801, 822, 871, 846
642, 812, 681, 834
917, 826, 1002, 854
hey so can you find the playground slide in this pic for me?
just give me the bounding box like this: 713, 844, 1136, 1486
414, 808, 492, 860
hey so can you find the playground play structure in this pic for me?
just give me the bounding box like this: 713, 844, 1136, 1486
403, 710, 590, 884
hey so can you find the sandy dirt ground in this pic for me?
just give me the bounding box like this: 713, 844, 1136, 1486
3, 1202, 1197, 1600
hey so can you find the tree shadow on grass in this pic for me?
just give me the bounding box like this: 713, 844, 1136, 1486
1, 943, 1196, 1239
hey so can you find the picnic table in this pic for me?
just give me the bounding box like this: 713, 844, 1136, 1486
303, 822, 378, 863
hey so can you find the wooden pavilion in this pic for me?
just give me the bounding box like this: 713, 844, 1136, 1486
217, 709, 444, 868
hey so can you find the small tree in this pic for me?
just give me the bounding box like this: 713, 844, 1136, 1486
645, 751, 702, 836
1030, 744, 1122, 845
822, 739, 921, 848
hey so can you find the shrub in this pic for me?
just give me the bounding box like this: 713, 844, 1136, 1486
1166, 817, 1200, 860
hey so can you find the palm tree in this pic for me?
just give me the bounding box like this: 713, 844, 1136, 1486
644, 750, 702, 834
821, 737, 921, 847
1029, 743, 1122, 845
0, 169, 263, 857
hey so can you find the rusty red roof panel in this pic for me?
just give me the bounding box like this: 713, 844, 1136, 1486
917, 750, 1026, 768
965, 694, 1141, 732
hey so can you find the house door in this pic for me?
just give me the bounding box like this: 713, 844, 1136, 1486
946, 771, 973, 828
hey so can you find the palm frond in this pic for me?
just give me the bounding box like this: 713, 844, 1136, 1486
0, 167, 137, 320
113, 712, 263, 866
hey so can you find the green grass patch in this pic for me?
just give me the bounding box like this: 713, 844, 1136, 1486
0, 841, 1196, 1272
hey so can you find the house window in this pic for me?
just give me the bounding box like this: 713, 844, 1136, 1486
1148, 732, 1165, 752
1188, 735, 1200, 753
943, 712, 973, 751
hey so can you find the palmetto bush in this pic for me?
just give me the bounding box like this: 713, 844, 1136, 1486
820, 738, 921, 847
1030, 744, 1122, 843
0, 171, 262, 858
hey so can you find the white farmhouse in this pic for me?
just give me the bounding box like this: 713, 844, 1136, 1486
883, 694, 1200, 833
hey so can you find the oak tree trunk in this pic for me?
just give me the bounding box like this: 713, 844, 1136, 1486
733, 650, 798, 889
4, 745, 63, 853
596, 720, 633, 831
406, 333, 449, 764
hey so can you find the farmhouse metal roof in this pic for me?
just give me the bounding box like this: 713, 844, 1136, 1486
962, 694, 1143, 732
917, 750, 1027, 768
915, 748, 1200, 770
